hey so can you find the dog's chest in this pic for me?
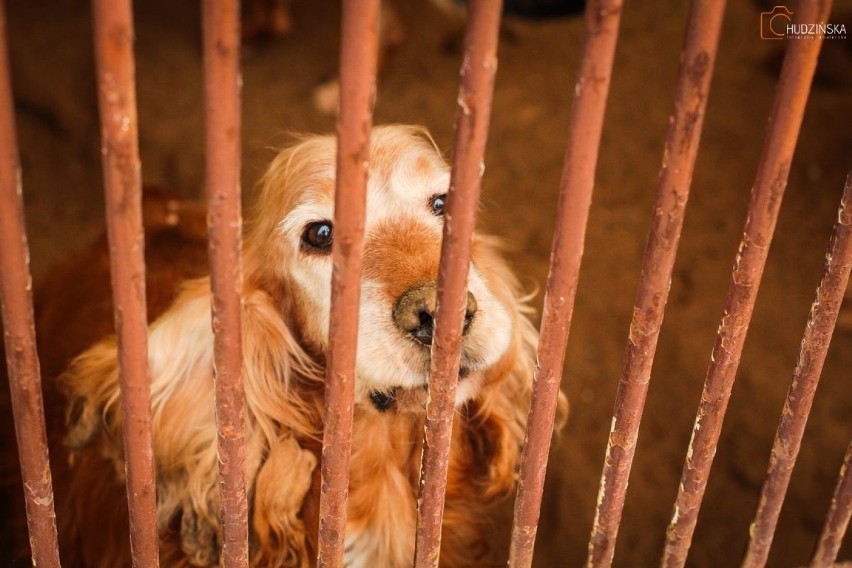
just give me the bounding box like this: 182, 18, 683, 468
339, 412, 422, 567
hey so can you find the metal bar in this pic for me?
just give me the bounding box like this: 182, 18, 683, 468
811, 437, 852, 568
662, 1, 833, 565
756, 179, 852, 564
91, 0, 160, 565
0, 1, 62, 566
412, 1, 502, 566
507, 0, 624, 565
583, 2, 726, 566
202, 1, 248, 566
742, 172, 852, 565
316, 0, 379, 566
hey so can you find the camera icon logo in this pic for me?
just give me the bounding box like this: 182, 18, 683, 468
761, 5, 794, 39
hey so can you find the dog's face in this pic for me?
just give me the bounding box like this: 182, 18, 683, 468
250, 126, 513, 410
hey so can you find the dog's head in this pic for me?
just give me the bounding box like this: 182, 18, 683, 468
246, 125, 521, 411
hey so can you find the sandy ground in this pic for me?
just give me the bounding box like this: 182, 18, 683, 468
2, 0, 851, 566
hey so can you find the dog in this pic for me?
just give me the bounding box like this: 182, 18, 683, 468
19, 124, 566, 567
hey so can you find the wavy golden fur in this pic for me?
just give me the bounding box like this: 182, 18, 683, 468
51, 125, 566, 567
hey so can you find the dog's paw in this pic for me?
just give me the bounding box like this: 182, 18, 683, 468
180, 500, 221, 567
253, 437, 317, 567
257, 436, 316, 520
63, 396, 101, 449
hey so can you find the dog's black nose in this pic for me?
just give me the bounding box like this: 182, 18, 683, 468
392, 282, 477, 345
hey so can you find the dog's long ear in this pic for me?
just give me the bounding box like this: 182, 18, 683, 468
440, 238, 551, 567
60, 277, 323, 564
463, 236, 569, 500
59, 278, 224, 564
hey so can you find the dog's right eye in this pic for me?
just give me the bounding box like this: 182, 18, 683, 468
301, 221, 333, 253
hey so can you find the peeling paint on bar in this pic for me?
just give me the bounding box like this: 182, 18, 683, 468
663, 2, 834, 566
413, 1, 503, 567
316, 1, 379, 566
584, 1, 728, 566
91, 0, 160, 565
202, 1, 248, 566
0, 1, 61, 565
742, 172, 852, 566
507, 3, 624, 565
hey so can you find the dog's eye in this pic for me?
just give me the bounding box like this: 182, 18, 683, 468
301, 221, 333, 253
430, 194, 447, 216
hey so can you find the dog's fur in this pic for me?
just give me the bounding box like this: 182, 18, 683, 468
36, 125, 565, 567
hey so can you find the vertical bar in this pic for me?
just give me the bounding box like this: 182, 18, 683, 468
316, 0, 379, 566
662, 1, 833, 565
742, 173, 852, 566
202, 1, 248, 566
583, 2, 727, 566
507, 0, 624, 566
811, 438, 852, 568
412, 1, 502, 566
0, 2, 62, 566
91, 0, 160, 565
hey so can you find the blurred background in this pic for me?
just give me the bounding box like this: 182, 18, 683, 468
4, 0, 852, 565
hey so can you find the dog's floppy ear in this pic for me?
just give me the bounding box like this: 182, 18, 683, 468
464, 235, 569, 500
440, 245, 553, 567
464, 315, 536, 500
59, 277, 323, 564
59, 279, 223, 563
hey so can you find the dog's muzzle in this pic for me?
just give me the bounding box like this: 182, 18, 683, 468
370, 282, 477, 412
370, 283, 477, 413
392, 282, 477, 346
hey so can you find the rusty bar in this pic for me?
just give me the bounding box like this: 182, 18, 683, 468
316, 0, 379, 566
582, 2, 727, 566
91, 0, 160, 565
202, 0, 248, 566
412, 1, 502, 566
742, 173, 852, 566
507, 0, 624, 566
662, 1, 833, 565
0, 2, 62, 566
811, 437, 852, 567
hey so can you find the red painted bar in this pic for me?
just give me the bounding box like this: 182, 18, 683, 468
412, 1, 502, 566
742, 173, 852, 566
202, 0, 248, 566
91, 0, 160, 565
583, 2, 727, 566
316, 0, 379, 566
0, 1, 62, 565
507, 0, 624, 566
811, 437, 852, 568
662, 1, 833, 565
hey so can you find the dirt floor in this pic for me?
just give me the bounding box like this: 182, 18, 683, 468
3, 0, 851, 566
